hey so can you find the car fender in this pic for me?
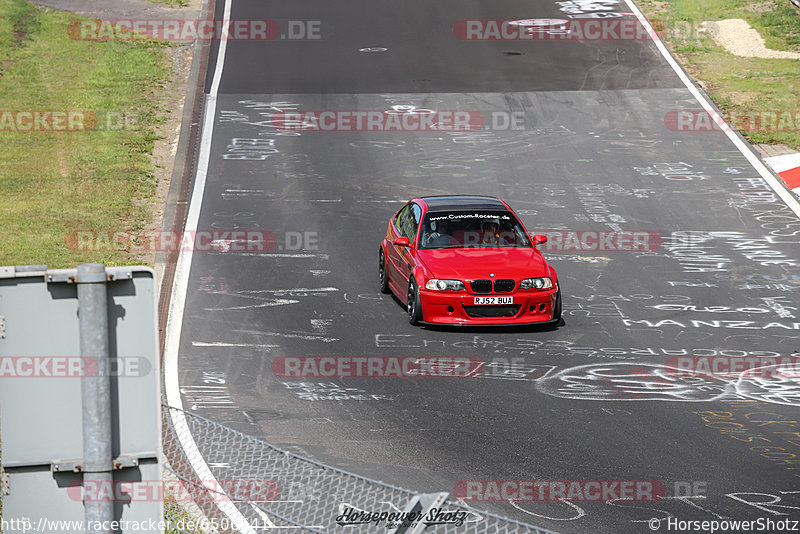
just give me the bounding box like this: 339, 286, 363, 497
410, 264, 431, 296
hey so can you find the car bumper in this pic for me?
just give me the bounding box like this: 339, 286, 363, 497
418, 287, 558, 326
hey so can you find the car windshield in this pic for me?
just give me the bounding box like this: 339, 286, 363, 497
419, 211, 532, 249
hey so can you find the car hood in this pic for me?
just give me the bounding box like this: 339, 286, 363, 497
417, 247, 548, 280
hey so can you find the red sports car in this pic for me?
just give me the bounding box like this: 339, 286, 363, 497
379, 195, 561, 326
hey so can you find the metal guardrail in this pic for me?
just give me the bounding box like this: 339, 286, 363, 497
161, 404, 558, 534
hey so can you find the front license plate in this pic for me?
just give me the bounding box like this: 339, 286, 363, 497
474, 296, 513, 305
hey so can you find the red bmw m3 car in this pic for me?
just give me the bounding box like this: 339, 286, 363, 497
379, 196, 561, 326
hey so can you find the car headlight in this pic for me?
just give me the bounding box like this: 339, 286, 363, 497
520, 277, 553, 290
425, 279, 466, 291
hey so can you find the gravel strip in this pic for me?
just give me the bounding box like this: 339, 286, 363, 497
701, 19, 800, 59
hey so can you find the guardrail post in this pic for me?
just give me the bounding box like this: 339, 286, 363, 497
77, 263, 112, 533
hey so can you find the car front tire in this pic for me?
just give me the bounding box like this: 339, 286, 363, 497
379, 248, 391, 294
552, 285, 562, 321
407, 278, 423, 325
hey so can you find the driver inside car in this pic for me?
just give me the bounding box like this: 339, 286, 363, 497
480, 219, 515, 246
423, 219, 456, 247
480, 220, 501, 245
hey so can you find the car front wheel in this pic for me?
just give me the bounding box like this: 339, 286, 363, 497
552, 285, 562, 321
407, 278, 423, 325
379, 248, 390, 294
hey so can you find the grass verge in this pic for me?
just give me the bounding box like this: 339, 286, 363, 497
164, 496, 206, 533
0, 0, 171, 268
639, 0, 800, 149
147, 0, 190, 7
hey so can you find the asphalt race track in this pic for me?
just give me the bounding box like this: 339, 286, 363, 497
169, 0, 800, 532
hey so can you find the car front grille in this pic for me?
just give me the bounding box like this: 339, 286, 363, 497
470, 280, 493, 293
470, 279, 515, 293
463, 305, 521, 318
494, 279, 515, 293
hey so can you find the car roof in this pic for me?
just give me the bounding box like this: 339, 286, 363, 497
418, 195, 508, 212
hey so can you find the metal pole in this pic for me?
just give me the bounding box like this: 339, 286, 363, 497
77, 263, 112, 533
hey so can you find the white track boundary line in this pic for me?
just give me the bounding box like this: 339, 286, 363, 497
623, 0, 800, 220
163, 0, 257, 530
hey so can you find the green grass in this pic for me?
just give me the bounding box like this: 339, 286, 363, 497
147, 0, 190, 7
0, 0, 38, 55
164, 497, 205, 533
639, 0, 800, 150
0, 0, 171, 268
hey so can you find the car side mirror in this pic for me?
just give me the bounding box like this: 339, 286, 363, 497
393, 236, 411, 247
533, 234, 548, 245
